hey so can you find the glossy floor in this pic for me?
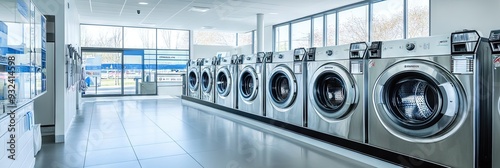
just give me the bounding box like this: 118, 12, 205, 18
34, 96, 399, 168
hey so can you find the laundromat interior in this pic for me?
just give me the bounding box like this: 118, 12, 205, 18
0, 0, 499, 167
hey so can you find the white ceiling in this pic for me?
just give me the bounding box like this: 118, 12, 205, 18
75, 0, 363, 32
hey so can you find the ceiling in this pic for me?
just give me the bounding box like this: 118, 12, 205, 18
75, 0, 363, 32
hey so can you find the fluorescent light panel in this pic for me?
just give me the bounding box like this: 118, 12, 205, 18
189, 6, 211, 13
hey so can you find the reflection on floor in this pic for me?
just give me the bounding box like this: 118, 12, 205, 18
34, 97, 399, 168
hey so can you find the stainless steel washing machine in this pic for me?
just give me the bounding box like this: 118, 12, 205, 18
187, 59, 201, 99
237, 52, 266, 116
215, 55, 239, 109
265, 49, 306, 126
305, 43, 367, 143
490, 30, 500, 168
201, 57, 217, 103
367, 31, 489, 168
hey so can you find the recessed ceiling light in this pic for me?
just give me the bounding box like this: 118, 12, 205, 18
189, 6, 211, 13
269, 12, 278, 15
138, 2, 148, 5
201, 26, 214, 29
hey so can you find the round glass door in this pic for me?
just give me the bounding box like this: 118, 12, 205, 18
373, 60, 466, 142
188, 69, 198, 91
269, 65, 297, 109
216, 68, 231, 96
239, 67, 258, 101
201, 69, 213, 93
310, 63, 357, 120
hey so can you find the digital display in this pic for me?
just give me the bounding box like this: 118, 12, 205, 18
490, 30, 500, 41
294, 48, 306, 55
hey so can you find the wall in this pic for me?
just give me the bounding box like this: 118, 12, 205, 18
431, 0, 500, 36
33, 0, 80, 143
264, 26, 273, 52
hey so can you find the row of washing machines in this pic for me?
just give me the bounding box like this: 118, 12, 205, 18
186, 30, 500, 168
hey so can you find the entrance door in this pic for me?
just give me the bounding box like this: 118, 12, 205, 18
82, 51, 125, 96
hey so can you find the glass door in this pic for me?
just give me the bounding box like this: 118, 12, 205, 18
82, 51, 124, 96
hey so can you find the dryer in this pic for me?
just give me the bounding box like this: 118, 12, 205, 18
237, 52, 266, 116
265, 49, 306, 126
367, 31, 489, 168
215, 55, 239, 109
187, 59, 201, 99
490, 29, 500, 168
305, 43, 367, 143
200, 57, 217, 103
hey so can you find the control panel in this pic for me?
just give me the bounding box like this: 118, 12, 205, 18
265, 52, 273, 63
307, 48, 316, 61
490, 30, 500, 54
451, 30, 480, 54
294, 48, 306, 62
256, 52, 265, 63
350, 42, 368, 59
368, 41, 382, 59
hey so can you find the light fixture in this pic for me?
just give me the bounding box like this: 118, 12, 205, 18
138, 2, 148, 5
269, 12, 278, 15
201, 26, 214, 30
189, 6, 211, 13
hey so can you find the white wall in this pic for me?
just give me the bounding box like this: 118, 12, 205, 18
33, 0, 80, 143
264, 26, 273, 52
431, 0, 500, 36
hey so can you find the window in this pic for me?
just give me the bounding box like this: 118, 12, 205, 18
124, 27, 156, 49
193, 31, 236, 46
157, 29, 189, 50
407, 0, 430, 38
275, 25, 289, 51
291, 20, 311, 49
313, 16, 324, 47
372, 0, 404, 41
326, 14, 336, 46
254, 30, 257, 53
238, 31, 253, 46
338, 5, 368, 45
81, 25, 122, 48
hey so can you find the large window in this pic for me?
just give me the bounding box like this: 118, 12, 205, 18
193, 31, 236, 46
238, 31, 253, 46
407, 0, 430, 38
313, 16, 324, 47
326, 13, 336, 46
291, 20, 311, 49
124, 27, 156, 49
157, 29, 189, 50
81, 25, 123, 48
338, 5, 368, 45
275, 25, 290, 51
273, 0, 430, 50
372, 0, 404, 41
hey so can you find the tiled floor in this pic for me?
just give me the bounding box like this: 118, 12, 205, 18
34, 97, 398, 168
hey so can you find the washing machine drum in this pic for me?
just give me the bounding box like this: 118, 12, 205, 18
201, 69, 213, 93
269, 66, 297, 109
374, 60, 466, 141
188, 69, 199, 91
310, 63, 357, 120
216, 68, 231, 97
239, 67, 258, 101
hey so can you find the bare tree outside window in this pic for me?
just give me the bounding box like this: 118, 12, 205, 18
326, 14, 336, 46
193, 31, 236, 46
275, 25, 289, 51
338, 6, 368, 45
81, 25, 122, 48
124, 27, 156, 49
407, 0, 429, 38
313, 16, 324, 47
158, 29, 189, 50
372, 0, 404, 41
292, 20, 311, 49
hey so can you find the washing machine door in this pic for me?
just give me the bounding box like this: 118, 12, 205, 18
239, 66, 259, 101
201, 68, 213, 93
216, 67, 232, 97
268, 65, 297, 109
310, 63, 357, 120
188, 68, 199, 91
373, 59, 465, 142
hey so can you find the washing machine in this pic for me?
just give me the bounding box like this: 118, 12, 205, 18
265, 48, 306, 126
215, 55, 239, 109
305, 42, 367, 143
200, 57, 217, 103
237, 52, 266, 116
490, 30, 500, 168
367, 30, 489, 168
187, 59, 201, 99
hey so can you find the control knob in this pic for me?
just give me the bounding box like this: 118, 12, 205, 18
326, 50, 333, 56
406, 43, 416, 51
